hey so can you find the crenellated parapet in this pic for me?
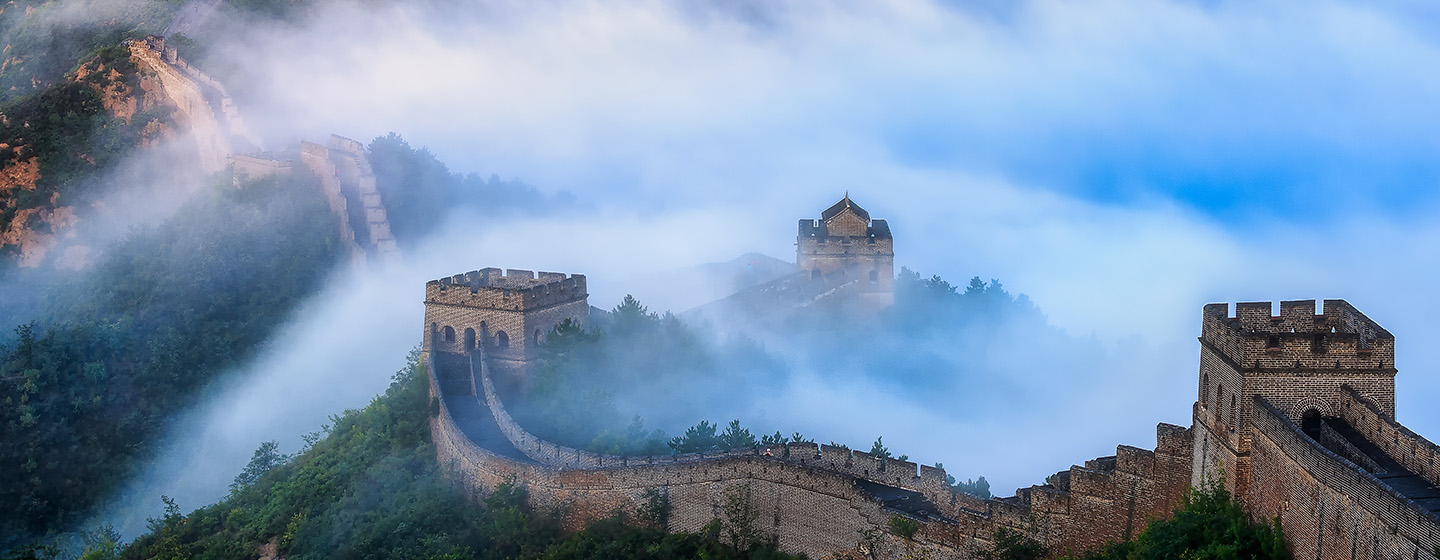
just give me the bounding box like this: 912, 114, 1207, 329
423, 268, 588, 386
426, 269, 588, 312
1201, 300, 1395, 377
427, 328, 1198, 559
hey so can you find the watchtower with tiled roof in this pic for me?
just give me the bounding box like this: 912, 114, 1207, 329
796, 195, 895, 306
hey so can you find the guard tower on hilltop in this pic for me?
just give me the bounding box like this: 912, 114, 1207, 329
422, 268, 589, 386
796, 195, 894, 306
1193, 299, 1397, 495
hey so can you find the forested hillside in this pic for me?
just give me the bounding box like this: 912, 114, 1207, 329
109, 352, 801, 560
0, 171, 341, 548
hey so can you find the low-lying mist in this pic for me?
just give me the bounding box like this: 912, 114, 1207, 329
83, 163, 1440, 541
18, 0, 1440, 545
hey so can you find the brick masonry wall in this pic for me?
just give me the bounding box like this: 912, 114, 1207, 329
421, 270, 588, 367
1338, 387, 1440, 489
1248, 398, 1440, 560
428, 338, 1197, 559
1195, 299, 1400, 502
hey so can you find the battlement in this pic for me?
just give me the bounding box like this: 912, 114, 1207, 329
797, 218, 893, 241
1200, 299, 1395, 372
426, 268, 588, 311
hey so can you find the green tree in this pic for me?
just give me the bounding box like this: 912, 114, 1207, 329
720, 483, 762, 551
229, 441, 289, 494
888, 514, 919, 541
637, 487, 671, 531
1065, 480, 1288, 560
718, 419, 756, 451
981, 528, 1046, 560
611, 294, 657, 334
669, 420, 719, 454
870, 436, 892, 459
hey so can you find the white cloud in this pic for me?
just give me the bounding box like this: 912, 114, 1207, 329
91, 0, 1440, 529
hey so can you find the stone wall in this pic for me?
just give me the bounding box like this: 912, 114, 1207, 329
297, 141, 366, 266
421, 269, 588, 368
428, 335, 1197, 559
1247, 398, 1440, 560
1194, 299, 1399, 499
326, 134, 398, 261
1337, 387, 1440, 488
428, 357, 934, 558
127, 38, 231, 173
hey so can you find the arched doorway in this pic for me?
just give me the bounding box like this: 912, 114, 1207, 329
1301, 409, 1323, 440
464, 328, 476, 351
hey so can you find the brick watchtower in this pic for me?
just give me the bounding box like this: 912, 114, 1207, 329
422, 268, 589, 386
1191, 299, 1396, 497
796, 195, 895, 306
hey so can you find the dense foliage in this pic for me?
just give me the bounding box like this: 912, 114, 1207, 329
1064, 481, 1288, 560
0, 173, 340, 547
512, 295, 786, 456
367, 132, 571, 247
515, 294, 995, 501
109, 351, 802, 560
0, 1, 178, 104
976, 482, 1288, 560
0, 43, 178, 262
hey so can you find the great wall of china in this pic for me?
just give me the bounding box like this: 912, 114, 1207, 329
128, 36, 398, 266
419, 200, 1440, 560
39, 21, 1440, 557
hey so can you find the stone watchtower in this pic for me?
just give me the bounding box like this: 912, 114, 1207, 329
796, 195, 895, 305
1191, 299, 1395, 496
422, 268, 589, 385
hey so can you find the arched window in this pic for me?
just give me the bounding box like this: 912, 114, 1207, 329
811, 269, 821, 280
1201, 371, 1209, 404
1216, 384, 1225, 423
869, 270, 879, 284
464, 328, 476, 351
443, 326, 455, 343
1230, 395, 1238, 430
497, 330, 509, 348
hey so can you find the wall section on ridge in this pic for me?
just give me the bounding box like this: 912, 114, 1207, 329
1247, 398, 1440, 560
427, 340, 1197, 559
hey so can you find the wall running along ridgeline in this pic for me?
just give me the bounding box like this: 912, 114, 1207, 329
423, 266, 1196, 559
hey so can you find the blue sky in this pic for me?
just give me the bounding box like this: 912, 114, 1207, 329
229, 0, 1440, 487
98, 0, 1440, 522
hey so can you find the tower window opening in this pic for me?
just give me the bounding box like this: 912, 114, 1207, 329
497, 330, 509, 348
1230, 395, 1238, 431
1216, 384, 1225, 424
1312, 333, 1327, 353
443, 326, 455, 343
869, 270, 879, 284
464, 328, 476, 351
1266, 335, 1281, 349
